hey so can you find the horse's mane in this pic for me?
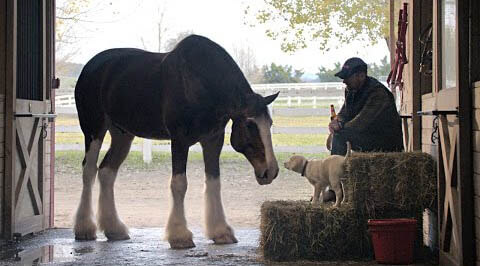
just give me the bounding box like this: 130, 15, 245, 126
172, 35, 253, 96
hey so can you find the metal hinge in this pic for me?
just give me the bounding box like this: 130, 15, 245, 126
52, 77, 60, 89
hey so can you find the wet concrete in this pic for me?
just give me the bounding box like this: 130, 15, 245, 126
0, 228, 429, 266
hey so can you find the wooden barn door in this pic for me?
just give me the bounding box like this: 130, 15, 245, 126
4, 0, 56, 239
432, 0, 474, 265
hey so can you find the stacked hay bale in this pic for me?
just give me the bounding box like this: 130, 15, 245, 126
260, 152, 436, 261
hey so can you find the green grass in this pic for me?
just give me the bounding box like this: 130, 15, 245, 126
56, 150, 329, 174
56, 132, 171, 145
273, 116, 330, 127
55, 114, 329, 146
56, 132, 328, 147
56, 115, 80, 126
56, 114, 330, 128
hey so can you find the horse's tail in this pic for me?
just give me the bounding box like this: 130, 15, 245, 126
74, 50, 124, 147
74, 62, 105, 148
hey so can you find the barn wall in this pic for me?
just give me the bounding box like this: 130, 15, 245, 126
472, 81, 480, 265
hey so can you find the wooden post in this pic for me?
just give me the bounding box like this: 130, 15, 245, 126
389, 0, 396, 102
389, 0, 395, 65
457, 0, 474, 263
143, 139, 152, 164
4, 0, 16, 239
410, 0, 422, 151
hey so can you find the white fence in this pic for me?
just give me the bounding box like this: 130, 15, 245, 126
273, 96, 343, 108
55, 82, 345, 109
251, 82, 344, 92
55, 83, 344, 162
56, 94, 76, 107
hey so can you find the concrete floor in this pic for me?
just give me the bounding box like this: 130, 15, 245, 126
0, 228, 432, 266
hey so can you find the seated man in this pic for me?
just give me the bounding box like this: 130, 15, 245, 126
329, 57, 404, 155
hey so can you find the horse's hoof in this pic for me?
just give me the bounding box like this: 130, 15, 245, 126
74, 219, 97, 241
105, 232, 130, 241
103, 222, 130, 241
169, 239, 196, 249
74, 229, 97, 241
213, 234, 238, 244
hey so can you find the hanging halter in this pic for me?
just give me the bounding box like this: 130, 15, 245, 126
387, 3, 409, 109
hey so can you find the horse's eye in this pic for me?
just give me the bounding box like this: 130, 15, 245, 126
246, 120, 256, 129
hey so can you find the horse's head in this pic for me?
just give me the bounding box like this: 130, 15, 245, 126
231, 92, 280, 185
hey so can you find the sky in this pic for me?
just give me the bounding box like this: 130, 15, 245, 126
65, 0, 390, 75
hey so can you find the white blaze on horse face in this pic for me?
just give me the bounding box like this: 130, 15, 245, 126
252, 114, 279, 180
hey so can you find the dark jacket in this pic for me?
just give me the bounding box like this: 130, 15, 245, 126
337, 76, 403, 150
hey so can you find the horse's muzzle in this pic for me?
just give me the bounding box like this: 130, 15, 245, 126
256, 166, 279, 185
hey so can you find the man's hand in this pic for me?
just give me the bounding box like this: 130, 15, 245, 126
328, 119, 341, 133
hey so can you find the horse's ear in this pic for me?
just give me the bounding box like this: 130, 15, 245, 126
263, 91, 280, 105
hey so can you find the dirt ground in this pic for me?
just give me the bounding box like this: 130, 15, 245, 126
55, 158, 312, 229
3, 158, 431, 265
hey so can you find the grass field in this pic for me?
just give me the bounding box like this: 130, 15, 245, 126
56, 150, 329, 174
56, 115, 330, 128
55, 132, 327, 147
55, 114, 329, 146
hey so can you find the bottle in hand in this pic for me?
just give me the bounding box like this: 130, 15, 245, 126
330, 104, 337, 121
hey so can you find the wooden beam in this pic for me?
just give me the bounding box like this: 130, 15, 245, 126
457, 0, 474, 264
0, 0, 5, 240
46, 0, 56, 228
410, 0, 422, 151
4, 0, 16, 240
389, 0, 395, 64
470, 0, 480, 82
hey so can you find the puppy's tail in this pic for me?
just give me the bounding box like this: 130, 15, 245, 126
345, 141, 352, 159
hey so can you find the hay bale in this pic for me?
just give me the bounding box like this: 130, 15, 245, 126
260, 152, 436, 262
260, 201, 370, 261
345, 151, 437, 217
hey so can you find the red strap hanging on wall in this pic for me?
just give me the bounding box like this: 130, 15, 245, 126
387, 3, 409, 105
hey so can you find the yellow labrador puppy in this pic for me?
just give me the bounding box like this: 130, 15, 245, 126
284, 142, 351, 208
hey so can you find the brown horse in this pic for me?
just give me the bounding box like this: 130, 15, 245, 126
73, 35, 279, 248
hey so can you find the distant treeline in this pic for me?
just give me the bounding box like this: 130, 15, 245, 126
56, 56, 390, 89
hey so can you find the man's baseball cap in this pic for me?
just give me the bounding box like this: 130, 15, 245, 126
334, 57, 368, 79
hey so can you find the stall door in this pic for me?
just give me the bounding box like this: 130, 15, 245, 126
4, 0, 55, 239
432, 0, 474, 265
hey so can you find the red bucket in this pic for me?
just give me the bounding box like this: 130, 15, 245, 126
368, 218, 417, 264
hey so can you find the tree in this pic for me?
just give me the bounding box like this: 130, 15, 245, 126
315, 63, 342, 82
139, 5, 168, 52
245, 0, 390, 52
55, 0, 92, 75
262, 63, 304, 83
232, 44, 263, 84
56, 0, 123, 75
315, 57, 391, 82
367, 56, 390, 81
